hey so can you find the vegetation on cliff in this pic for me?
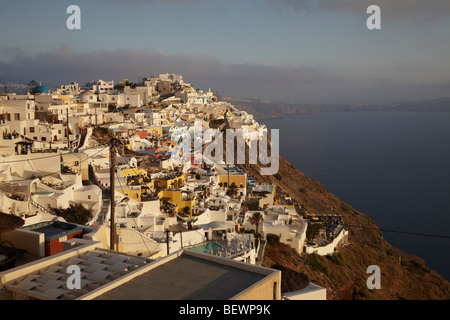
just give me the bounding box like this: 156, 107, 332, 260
244, 157, 450, 300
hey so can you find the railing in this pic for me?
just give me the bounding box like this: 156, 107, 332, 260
30, 199, 53, 215
211, 236, 252, 258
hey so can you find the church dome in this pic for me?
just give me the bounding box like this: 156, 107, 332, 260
34, 85, 49, 94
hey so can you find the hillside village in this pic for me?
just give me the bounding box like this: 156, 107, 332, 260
0, 74, 349, 300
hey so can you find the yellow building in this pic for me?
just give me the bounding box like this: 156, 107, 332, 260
274, 194, 295, 209
120, 167, 148, 180
149, 174, 186, 191
56, 95, 72, 105
158, 190, 195, 215
148, 126, 163, 139
117, 185, 142, 202
115, 168, 151, 201
218, 174, 246, 189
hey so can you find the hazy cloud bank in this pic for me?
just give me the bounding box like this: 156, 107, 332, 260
1, 45, 449, 104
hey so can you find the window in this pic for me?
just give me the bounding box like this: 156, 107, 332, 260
30, 127, 35, 133
14, 113, 20, 120
88, 195, 91, 200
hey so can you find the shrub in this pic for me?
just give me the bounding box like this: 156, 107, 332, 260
246, 202, 259, 210
340, 203, 352, 213
266, 233, 280, 244
98, 126, 109, 135
50, 203, 93, 225
306, 222, 323, 241
326, 254, 340, 265
307, 254, 329, 275
182, 206, 191, 215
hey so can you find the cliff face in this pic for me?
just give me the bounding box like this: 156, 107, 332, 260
244, 157, 450, 300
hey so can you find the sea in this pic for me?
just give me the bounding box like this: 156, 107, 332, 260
262, 111, 450, 281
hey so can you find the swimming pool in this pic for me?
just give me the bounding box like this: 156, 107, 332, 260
188, 242, 222, 253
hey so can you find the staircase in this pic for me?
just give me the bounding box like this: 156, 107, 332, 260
30, 199, 53, 215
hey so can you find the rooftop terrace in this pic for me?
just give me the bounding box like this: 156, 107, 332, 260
22, 221, 83, 241
95, 253, 267, 300
0, 240, 280, 300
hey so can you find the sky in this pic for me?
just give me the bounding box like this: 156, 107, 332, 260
0, 0, 449, 104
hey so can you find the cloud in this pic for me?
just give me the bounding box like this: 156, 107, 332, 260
270, 0, 450, 22
105, 0, 204, 6
0, 45, 449, 104
93, 0, 450, 22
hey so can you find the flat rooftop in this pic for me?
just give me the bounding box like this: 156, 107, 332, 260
1, 240, 279, 300
95, 253, 266, 300
1, 243, 153, 300
22, 221, 83, 241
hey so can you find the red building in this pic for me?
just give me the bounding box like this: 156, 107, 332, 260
136, 130, 148, 139
23, 221, 84, 256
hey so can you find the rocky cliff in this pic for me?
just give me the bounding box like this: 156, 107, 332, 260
244, 157, 450, 300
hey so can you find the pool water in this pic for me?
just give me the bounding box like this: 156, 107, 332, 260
188, 242, 222, 253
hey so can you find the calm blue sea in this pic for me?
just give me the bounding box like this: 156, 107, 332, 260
263, 111, 450, 281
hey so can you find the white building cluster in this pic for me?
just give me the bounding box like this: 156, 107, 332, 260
0, 74, 343, 300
